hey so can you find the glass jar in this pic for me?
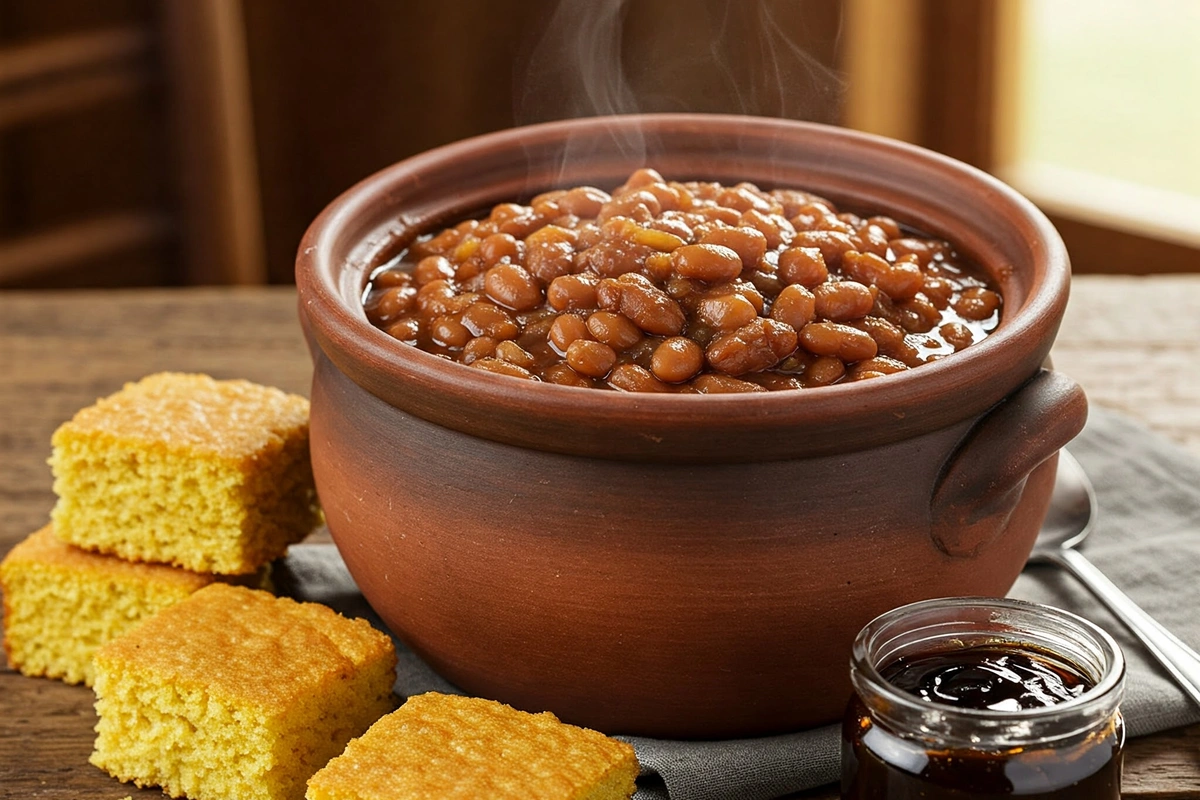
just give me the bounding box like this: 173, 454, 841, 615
842, 597, 1125, 799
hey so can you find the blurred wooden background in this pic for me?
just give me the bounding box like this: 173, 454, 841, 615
0, 0, 1194, 289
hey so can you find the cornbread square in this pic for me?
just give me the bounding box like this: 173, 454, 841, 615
91, 584, 396, 800
306, 693, 639, 800
50, 372, 320, 574
0, 524, 216, 686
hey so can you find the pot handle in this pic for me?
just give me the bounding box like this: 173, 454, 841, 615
930, 369, 1088, 557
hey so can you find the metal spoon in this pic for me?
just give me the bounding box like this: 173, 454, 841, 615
1028, 449, 1200, 707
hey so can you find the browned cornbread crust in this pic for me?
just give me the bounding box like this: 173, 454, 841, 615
91, 584, 397, 800
50, 372, 320, 574
0, 524, 214, 686
306, 692, 639, 800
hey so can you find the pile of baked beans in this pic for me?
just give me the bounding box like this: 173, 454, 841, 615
363, 169, 1001, 392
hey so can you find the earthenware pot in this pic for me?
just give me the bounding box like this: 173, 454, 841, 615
295, 114, 1085, 738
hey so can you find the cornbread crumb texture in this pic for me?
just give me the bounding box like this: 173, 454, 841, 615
306, 693, 639, 800
0, 525, 213, 686
49, 372, 320, 574
91, 584, 397, 800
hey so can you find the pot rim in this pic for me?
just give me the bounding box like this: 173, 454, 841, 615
296, 113, 1070, 462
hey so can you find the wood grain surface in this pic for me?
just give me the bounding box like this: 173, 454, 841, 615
1, 279, 1198, 798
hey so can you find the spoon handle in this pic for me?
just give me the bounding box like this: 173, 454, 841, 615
1051, 547, 1200, 709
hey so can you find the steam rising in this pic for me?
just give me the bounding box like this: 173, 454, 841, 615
516, 0, 845, 163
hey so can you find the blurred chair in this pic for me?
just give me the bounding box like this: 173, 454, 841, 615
0, 0, 265, 288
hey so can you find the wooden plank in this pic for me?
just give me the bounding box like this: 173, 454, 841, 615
160, 0, 268, 285
0, 26, 151, 89
0, 213, 174, 284
0, 61, 155, 129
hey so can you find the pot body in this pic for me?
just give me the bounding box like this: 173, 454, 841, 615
296, 115, 1085, 738
309, 346, 1059, 736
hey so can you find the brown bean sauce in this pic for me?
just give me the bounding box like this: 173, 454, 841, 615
363, 169, 1004, 392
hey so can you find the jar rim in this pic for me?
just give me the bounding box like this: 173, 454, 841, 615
851, 596, 1125, 740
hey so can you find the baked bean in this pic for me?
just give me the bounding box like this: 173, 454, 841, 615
799, 322, 878, 362
372, 267, 416, 289
385, 317, 420, 342
365, 171, 1001, 390
953, 287, 1002, 320
462, 336, 497, 363
706, 318, 798, 376
853, 316, 907, 357
670, 244, 743, 283
525, 225, 577, 283
896, 295, 941, 333
889, 237, 938, 265
416, 279, 458, 316
778, 246, 829, 288
698, 225, 768, 269
748, 373, 804, 391
587, 311, 643, 351
479, 233, 521, 266
495, 340, 536, 370
940, 322, 975, 351
547, 273, 599, 311
485, 263, 543, 311
642, 182, 684, 212
608, 363, 673, 393
412, 227, 463, 258
651, 337, 704, 383
632, 226, 686, 252
367, 284, 418, 324
875, 260, 924, 301
792, 230, 857, 269
690, 373, 767, 393
922, 275, 955, 308
739, 209, 795, 249
430, 315, 471, 348
642, 252, 674, 283
717, 185, 772, 213
460, 302, 519, 340
542, 362, 595, 388
868, 216, 902, 240
695, 292, 759, 331
769, 284, 816, 330
849, 356, 909, 378
577, 239, 649, 278
772, 189, 824, 218
814, 281, 875, 322
557, 186, 610, 218
596, 273, 685, 336
747, 270, 784, 300
803, 356, 845, 387
471, 357, 537, 380
548, 313, 590, 353
857, 224, 892, 257
598, 190, 661, 224
622, 168, 665, 190
649, 213, 694, 241
842, 250, 888, 286
566, 339, 617, 378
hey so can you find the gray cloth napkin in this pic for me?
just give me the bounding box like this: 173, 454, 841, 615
275, 406, 1200, 800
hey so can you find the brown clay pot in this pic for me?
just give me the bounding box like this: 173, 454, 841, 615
295, 114, 1086, 739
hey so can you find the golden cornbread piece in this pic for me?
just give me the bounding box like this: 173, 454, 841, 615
50, 372, 320, 574
306, 692, 639, 800
0, 524, 215, 686
91, 584, 397, 800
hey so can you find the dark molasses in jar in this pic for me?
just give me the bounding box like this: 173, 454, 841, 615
842, 597, 1125, 799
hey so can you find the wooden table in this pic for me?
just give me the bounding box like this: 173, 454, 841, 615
2, 277, 1198, 798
